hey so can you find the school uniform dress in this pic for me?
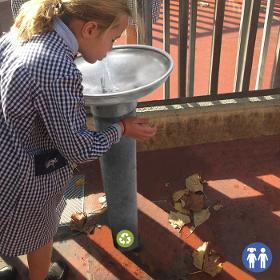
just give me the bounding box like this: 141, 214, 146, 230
151, 0, 162, 23
11, 0, 22, 18
0, 17, 122, 256
127, 0, 162, 24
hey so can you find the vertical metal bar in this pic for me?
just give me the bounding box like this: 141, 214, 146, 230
163, 0, 171, 99
143, 0, 153, 45
178, 0, 189, 98
271, 27, 280, 88
255, 0, 275, 90
208, 0, 226, 95
241, 0, 261, 91
136, 0, 144, 44
233, 0, 252, 92
136, 0, 152, 45
187, 0, 197, 97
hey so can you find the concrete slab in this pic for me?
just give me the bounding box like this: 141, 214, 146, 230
2, 135, 280, 279
1, 1, 280, 279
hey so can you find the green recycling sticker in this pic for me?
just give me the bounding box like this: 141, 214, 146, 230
116, 230, 135, 248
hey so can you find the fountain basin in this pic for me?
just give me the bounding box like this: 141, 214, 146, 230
75, 44, 173, 107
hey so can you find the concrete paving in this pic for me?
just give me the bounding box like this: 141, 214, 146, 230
2, 134, 280, 279
1, 1, 280, 279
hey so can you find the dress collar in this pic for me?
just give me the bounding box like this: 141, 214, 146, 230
53, 17, 79, 56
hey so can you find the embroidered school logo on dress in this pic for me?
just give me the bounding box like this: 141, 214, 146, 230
242, 242, 272, 273
45, 157, 59, 169
34, 149, 67, 176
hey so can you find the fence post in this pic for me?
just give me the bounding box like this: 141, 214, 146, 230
178, 0, 189, 98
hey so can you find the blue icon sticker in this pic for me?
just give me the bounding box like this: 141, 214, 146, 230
242, 242, 272, 273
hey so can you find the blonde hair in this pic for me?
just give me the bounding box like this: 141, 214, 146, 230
14, 0, 130, 41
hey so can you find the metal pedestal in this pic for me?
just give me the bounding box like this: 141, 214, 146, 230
91, 102, 139, 251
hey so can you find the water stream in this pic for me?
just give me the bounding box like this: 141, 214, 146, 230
99, 58, 119, 94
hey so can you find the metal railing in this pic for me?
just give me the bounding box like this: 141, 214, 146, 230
138, 0, 280, 100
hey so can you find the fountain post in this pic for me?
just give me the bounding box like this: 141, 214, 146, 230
91, 102, 139, 251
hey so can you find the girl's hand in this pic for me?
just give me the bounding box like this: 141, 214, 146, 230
119, 117, 156, 141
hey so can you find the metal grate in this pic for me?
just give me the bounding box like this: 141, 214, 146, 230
59, 175, 85, 226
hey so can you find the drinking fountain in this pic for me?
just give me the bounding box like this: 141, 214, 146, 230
75, 45, 173, 251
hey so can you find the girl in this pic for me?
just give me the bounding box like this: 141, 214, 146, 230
0, 0, 156, 279
11, 0, 162, 44
11, 0, 162, 26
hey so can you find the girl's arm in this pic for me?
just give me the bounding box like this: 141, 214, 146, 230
34, 74, 122, 164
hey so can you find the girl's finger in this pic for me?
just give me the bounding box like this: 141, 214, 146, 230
135, 118, 150, 124
140, 126, 157, 134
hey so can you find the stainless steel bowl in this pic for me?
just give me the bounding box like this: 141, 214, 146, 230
75, 45, 173, 106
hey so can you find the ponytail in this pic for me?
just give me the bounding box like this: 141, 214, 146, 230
14, 0, 130, 42
14, 0, 64, 41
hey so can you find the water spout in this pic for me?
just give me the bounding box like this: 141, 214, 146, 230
99, 58, 119, 94
100, 77, 106, 93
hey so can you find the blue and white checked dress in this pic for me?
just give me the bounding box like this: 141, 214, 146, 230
0, 24, 121, 256
11, 0, 22, 18
127, 0, 162, 24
